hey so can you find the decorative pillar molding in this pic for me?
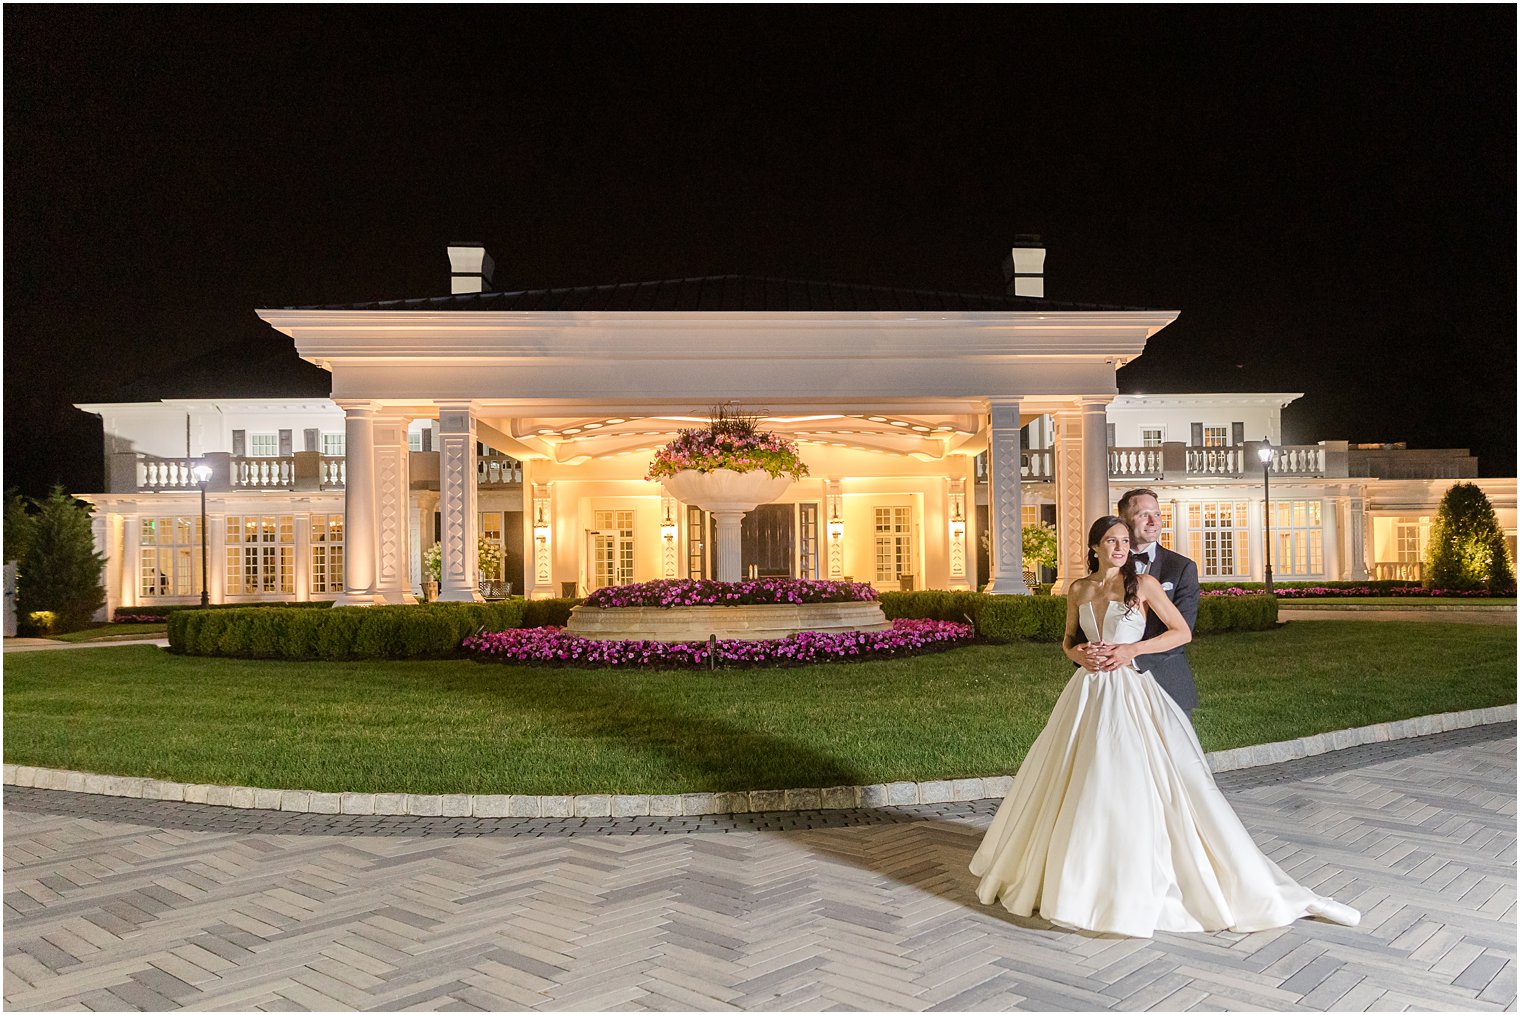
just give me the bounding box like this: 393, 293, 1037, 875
121, 506, 141, 608
1053, 407, 1085, 593
293, 507, 311, 602
1322, 496, 1341, 580
437, 402, 484, 602
825, 480, 845, 579
947, 477, 970, 588
984, 400, 1030, 595
207, 512, 225, 605
1347, 496, 1369, 580
335, 402, 386, 605
660, 494, 679, 579
531, 482, 554, 595
91, 514, 111, 622
1249, 496, 1267, 582
373, 413, 416, 604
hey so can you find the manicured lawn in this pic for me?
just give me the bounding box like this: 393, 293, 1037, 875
47, 623, 169, 643
4, 622, 1513, 795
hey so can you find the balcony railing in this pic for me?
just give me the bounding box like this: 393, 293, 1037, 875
139, 457, 199, 491
976, 443, 1337, 483
235, 457, 294, 489
1109, 447, 1165, 480
479, 455, 523, 486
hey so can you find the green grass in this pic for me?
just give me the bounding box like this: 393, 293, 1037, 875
47, 623, 169, 643
4, 622, 1513, 795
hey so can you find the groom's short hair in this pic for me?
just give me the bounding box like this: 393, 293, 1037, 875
1117, 488, 1159, 516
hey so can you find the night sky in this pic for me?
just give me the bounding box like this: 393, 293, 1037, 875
5, 7, 1515, 498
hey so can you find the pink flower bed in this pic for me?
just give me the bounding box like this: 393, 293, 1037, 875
584, 577, 877, 609
1203, 585, 1513, 598
463, 618, 973, 669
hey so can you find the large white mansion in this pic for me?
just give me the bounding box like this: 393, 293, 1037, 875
77, 244, 1517, 615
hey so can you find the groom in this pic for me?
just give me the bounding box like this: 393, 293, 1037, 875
1085, 488, 1201, 718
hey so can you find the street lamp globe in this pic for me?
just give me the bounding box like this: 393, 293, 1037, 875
192, 464, 212, 485
1256, 442, 1273, 465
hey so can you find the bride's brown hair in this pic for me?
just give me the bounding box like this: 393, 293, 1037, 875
1086, 515, 1140, 608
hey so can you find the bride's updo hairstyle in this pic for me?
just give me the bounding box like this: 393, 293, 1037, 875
1086, 515, 1140, 608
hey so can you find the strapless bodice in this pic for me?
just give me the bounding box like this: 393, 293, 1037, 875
1079, 599, 1146, 646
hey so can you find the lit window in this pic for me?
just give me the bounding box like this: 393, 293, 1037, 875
225, 514, 295, 595
321, 433, 345, 457
1186, 501, 1250, 578
1202, 426, 1229, 448
310, 513, 345, 594
874, 506, 915, 584
1270, 500, 1325, 577
139, 515, 202, 597
248, 434, 280, 457
1141, 428, 1165, 447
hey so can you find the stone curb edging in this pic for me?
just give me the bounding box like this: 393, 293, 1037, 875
5, 705, 1513, 818
1279, 603, 1516, 613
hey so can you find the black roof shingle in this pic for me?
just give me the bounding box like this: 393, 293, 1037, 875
281, 274, 1160, 313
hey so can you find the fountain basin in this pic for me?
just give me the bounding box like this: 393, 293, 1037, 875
565, 601, 891, 642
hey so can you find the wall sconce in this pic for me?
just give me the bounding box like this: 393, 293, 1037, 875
661, 524, 677, 544
949, 518, 966, 539
533, 524, 550, 545
827, 519, 845, 541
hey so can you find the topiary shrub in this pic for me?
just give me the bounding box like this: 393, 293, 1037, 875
1196, 594, 1277, 634
115, 601, 332, 622
167, 601, 526, 660
1426, 482, 1516, 593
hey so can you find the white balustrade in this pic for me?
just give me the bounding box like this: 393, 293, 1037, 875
234, 456, 294, 489
320, 456, 347, 488
1020, 449, 1054, 479
1268, 446, 1325, 476
1186, 447, 1243, 476
1371, 561, 1423, 581
478, 456, 523, 485
1108, 447, 1164, 479
137, 457, 198, 490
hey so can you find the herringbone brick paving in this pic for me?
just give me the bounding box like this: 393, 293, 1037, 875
4, 725, 1513, 1011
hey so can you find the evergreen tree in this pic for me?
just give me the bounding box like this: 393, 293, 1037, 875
15, 486, 106, 633
4, 488, 33, 563
1424, 482, 1515, 592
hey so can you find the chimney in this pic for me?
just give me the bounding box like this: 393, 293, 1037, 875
1002, 234, 1045, 298
447, 243, 495, 294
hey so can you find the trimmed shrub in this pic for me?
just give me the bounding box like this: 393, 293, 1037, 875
114, 600, 332, 622
880, 589, 1276, 641
168, 600, 525, 660
520, 597, 582, 628
1426, 482, 1515, 592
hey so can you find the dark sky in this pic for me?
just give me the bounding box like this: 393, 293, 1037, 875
5, 7, 1515, 497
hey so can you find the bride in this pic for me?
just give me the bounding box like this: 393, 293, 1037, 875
970, 515, 1360, 937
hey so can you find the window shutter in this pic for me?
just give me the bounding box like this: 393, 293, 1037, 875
1105, 423, 1116, 448
232, 430, 246, 456
1231, 422, 1245, 446
303, 428, 319, 452
1190, 422, 1203, 446
421, 428, 433, 452
279, 429, 293, 456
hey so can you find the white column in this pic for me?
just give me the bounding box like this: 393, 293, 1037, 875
1053, 407, 1084, 593
1322, 497, 1341, 579
1250, 496, 1267, 582
373, 413, 416, 604
335, 402, 385, 605
437, 402, 484, 602
1169, 497, 1187, 556
1081, 398, 1112, 525
946, 477, 970, 590
1347, 495, 1369, 580
121, 507, 141, 608
91, 513, 111, 622
293, 508, 311, 601
984, 400, 1029, 595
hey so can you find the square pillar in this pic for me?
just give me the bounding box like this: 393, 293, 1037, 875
1346, 495, 1369, 580
946, 477, 971, 590
437, 402, 485, 602
1054, 398, 1115, 593
984, 400, 1029, 595
529, 481, 555, 598
374, 413, 417, 604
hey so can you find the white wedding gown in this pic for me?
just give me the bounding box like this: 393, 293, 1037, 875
969, 599, 1360, 938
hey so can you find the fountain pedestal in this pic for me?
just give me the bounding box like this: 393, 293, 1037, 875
657, 469, 791, 582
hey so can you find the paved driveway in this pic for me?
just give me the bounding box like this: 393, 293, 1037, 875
4, 725, 1514, 1012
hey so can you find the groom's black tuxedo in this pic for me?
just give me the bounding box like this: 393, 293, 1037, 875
1072, 543, 1201, 716
1132, 544, 1201, 715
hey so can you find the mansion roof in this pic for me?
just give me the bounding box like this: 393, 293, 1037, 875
284, 274, 1160, 314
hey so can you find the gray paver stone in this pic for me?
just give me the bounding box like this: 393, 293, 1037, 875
886, 781, 918, 805
983, 775, 1013, 797
36, 769, 68, 791
207, 785, 234, 807
441, 794, 471, 817
540, 795, 573, 818
681, 792, 717, 815
749, 790, 786, 812
252, 788, 282, 810
613, 795, 651, 817
820, 786, 859, 810
340, 793, 376, 815
784, 788, 821, 811
406, 795, 443, 817
860, 785, 891, 808
2, 764, 15, 784
104, 776, 147, 798
228, 787, 255, 808
713, 791, 749, 814
280, 790, 312, 812
65, 772, 88, 792
12, 766, 36, 788
573, 795, 612, 817
1331, 729, 1357, 750
506, 795, 541, 818
651, 794, 683, 816
919, 780, 953, 804
952, 778, 985, 801
373, 793, 408, 815
149, 781, 186, 802
472, 796, 508, 818
308, 792, 341, 814
82, 774, 111, 795
183, 784, 211, 804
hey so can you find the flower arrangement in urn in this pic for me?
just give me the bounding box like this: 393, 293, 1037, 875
646, 405, 809, 482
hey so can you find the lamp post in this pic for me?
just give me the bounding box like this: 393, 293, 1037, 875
1256, 438, 1274, 596
192, 463, 212, 607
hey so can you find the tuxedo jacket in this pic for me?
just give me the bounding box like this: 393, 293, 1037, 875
1072, 544, 1201, 714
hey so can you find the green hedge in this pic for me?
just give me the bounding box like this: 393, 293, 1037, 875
1199, 580, 1419, 593
879, 590, 1276, 642
520, 597, 584, 628
114, 601, 333, 622
168, 601, 525, 660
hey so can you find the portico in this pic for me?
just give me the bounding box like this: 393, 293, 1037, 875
255, 296, 1179, 599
